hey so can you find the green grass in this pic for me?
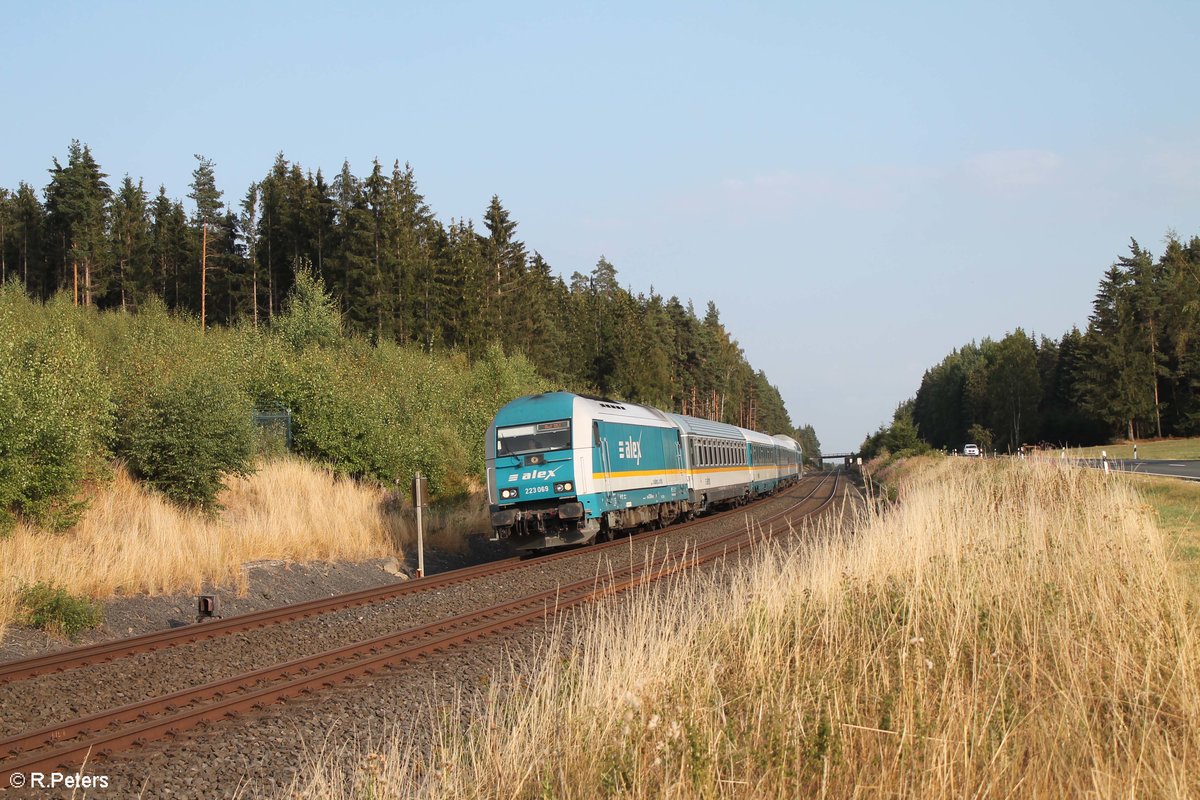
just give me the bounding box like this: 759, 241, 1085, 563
1128, 474, 1200, 602
18, 582, 102, 639
1071, 437, 1200, 460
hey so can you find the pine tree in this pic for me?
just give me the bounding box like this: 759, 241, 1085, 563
1121, 239, 1166, 436
239, 183, 262, 325
44, 141, 111, 305
482, 195, 527, 345
518, 251, 570, 378
188, 154, 224, 328
330, 161, 378, 337
108, 176, 152, 310
150, 188, 191, 308
1158, 233, 1200, 434
1081, 265, 1154, 439
362, 159, 393, 340
388, 161, 437, 345
440, 219, 489, 353
8, 183, 48, 296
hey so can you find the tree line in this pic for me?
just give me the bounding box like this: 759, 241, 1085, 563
0, 141, 820, 457
862, 234, 1200, 458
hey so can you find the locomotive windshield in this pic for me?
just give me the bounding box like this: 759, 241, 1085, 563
497, 419, 572, 457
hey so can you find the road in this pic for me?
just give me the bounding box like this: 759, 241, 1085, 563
1079, 458, 1200, 481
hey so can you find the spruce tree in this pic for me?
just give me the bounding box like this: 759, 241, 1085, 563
9, 183, 48, 296
108, 176, 152, 310
188, 155, 224, 328
44, 141, 111, 305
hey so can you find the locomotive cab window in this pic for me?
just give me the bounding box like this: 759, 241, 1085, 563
497, 420, 572, 457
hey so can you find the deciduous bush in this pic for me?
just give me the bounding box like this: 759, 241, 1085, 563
3, 278, 551, 522
273, 267, 343, 351
0, 289, 113, 531
18, 582, 102, 639
121, 369, 255, 509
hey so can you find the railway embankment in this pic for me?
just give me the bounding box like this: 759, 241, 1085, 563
0, 458, 498, 658
0, 477, 843, 797
285, 458, 1200, 799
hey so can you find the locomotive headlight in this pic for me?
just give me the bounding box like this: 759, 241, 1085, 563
500, 488, 519, 500
554, 481, 573, 493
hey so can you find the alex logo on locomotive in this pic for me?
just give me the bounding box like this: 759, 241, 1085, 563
617, 437, 643, 465
506, 467, 560, 483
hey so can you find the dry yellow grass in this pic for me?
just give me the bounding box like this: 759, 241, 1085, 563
287, 459, 1200, 799
0, 458, 441, 638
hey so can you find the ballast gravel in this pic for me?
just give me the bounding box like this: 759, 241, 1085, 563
1, 479, 848, 799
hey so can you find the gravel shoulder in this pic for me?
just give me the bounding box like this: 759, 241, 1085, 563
0, 534, 515, 665
0, 476, 851, 798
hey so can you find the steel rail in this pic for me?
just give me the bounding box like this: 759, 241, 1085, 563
0, 471, 841, 786
0, 473, 826, 685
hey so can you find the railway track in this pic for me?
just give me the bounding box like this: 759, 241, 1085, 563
0, 470, 843, 788
0, 472, 826, 686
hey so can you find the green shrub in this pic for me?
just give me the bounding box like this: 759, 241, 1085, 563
97, 301, 257, 509
18, 582, 103, 638
0, 281, 550, 518
272, 266, 343, 351
0, 289, 114, 531
121, 369, 255, 509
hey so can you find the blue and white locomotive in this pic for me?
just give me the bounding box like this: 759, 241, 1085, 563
486, 391, 802, 551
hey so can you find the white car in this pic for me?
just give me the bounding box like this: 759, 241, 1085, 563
963, 444, 981, 457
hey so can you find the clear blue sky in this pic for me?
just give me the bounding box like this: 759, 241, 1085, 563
3, 1, 1198, 451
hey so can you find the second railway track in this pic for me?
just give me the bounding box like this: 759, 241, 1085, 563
0, 470, 845, 788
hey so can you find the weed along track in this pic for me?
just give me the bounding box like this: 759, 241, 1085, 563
0, 472, 842, 790
0, 475, 825, 687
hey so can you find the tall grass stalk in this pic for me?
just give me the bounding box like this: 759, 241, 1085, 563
0, 458, 397, 638
288, 459, 1200, 799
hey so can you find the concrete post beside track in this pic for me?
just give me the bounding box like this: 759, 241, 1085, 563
413, 473, 427, 578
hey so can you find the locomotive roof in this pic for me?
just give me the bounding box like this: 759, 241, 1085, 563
573, 394, 668, 423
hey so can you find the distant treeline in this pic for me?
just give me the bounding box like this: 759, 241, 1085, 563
863, 234, 1200, 457
0, 141, 820, 458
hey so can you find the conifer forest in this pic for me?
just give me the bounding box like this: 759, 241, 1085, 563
0, 142, 821, 527
862, 235, 1200, 457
